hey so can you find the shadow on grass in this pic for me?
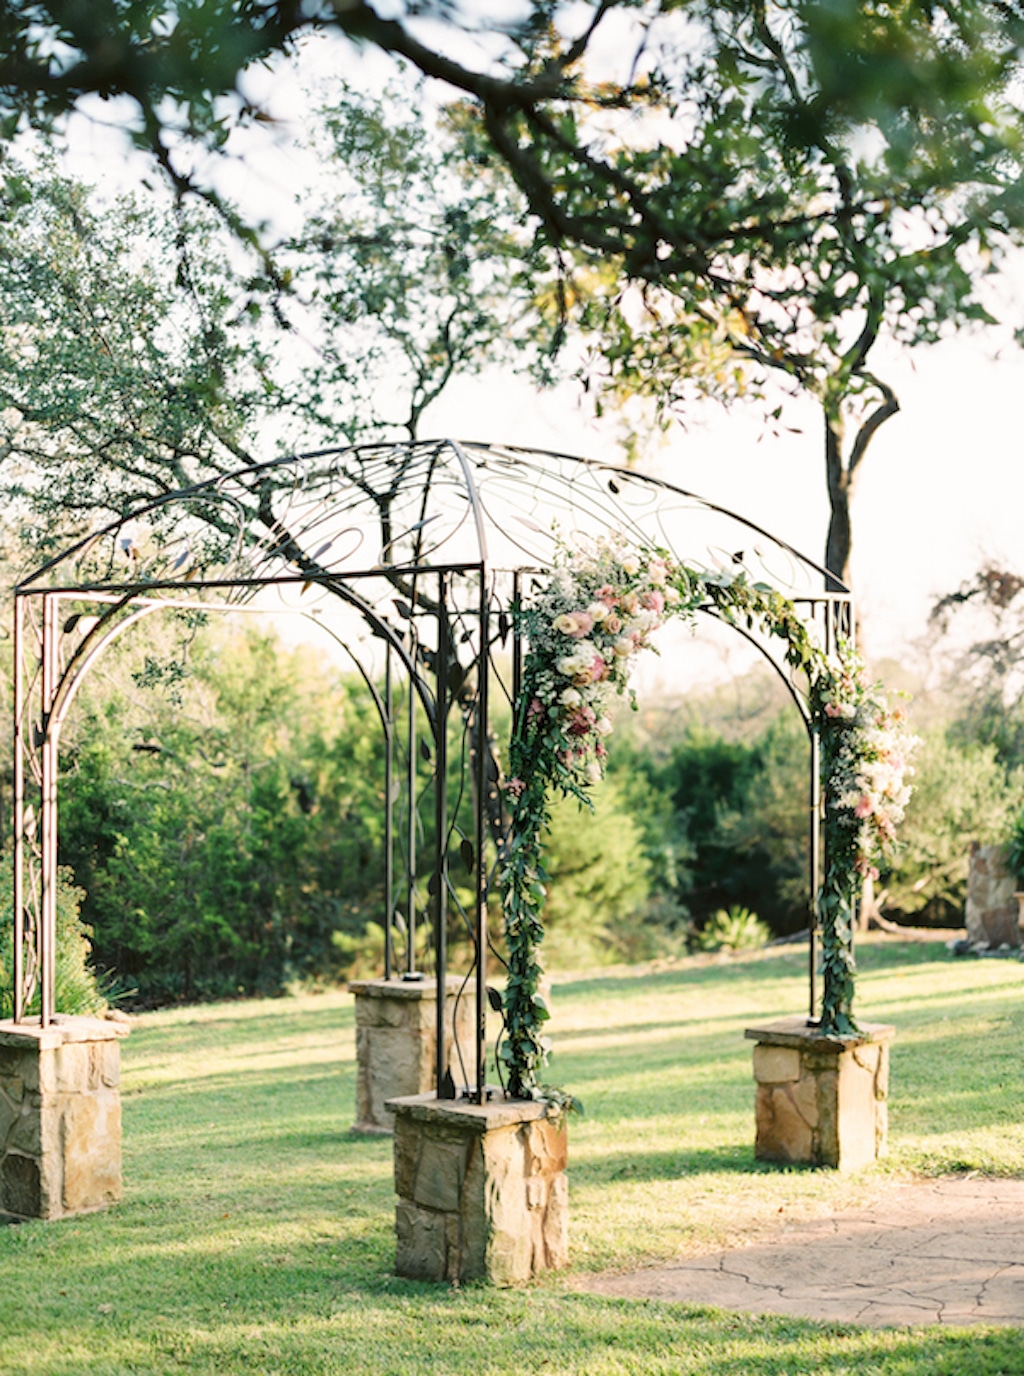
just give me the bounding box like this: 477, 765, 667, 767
569, 1141, 814, 1186
5, 1260, 1021, 1376
125, 995, 356, 1057
552, 951, 811, 1002
553, 939, 970, 1008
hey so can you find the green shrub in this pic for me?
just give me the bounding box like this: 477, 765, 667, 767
1006, 805, 1024, 888
0, 859, 108, 1018
882, 731, 1022, 925
642, 713, 811, 935
58, 623, 388, 1006
693, 905, 772, 952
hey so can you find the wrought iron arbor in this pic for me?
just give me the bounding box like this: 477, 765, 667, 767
10, 441, 852, 1099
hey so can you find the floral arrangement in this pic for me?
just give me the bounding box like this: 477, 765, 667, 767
812, 653, 918, 1032
497, 537, 916, 1098
497, 538, 692, 1098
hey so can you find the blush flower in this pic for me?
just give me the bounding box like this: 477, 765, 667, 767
554, 611, 594, 638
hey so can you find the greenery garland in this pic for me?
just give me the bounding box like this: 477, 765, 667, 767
497, 537, 916, 1099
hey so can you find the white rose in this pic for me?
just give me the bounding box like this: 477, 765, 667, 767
560, 687, 582, 707
621, 555, 640, 577
612, 637, 634, 658
595, 716, 614, 736
587, 601, 609, 622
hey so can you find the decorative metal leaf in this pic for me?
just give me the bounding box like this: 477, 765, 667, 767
62, 613, 81, 634
392, 910, 407, 935
460, 837, 475, 873
419, 739, 432, 763
440, 1067, 456, 1100
448, 661, 466, 695
608, 478, 620, 494
486, 986, 504, 1014
394, 599, 413, 620
498, 611, 510, 644
427, 871, 440, 896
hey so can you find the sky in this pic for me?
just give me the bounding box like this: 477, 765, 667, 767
54, 29, 1024, 689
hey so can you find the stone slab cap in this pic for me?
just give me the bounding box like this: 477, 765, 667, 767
386, 1090, 555, 1134
348, 976, 468, 1001
744, 1015, 895, 1052
0, 1015, 130, 1049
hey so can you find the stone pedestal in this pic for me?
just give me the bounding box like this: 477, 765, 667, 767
387, 1092, 569, 1286
0, 1015, 129, 1220
348, 977, 475, 1134
746, 1016, 894, 1172
966, 842, 1020, 947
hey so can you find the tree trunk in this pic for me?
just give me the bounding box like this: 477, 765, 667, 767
821, 380, 900, 595
823, 408, 853, 592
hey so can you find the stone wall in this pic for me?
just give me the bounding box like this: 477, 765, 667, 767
388, 1093, 569, 1286
747, 1016, 894, 1172
0, 1014, 129, 1220
348, 977, 476, 1134
965, 842, 1021, 948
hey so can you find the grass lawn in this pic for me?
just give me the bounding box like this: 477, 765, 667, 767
1, 936, 1022, 1374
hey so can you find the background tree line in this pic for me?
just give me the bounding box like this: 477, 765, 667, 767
0, 594, 1013, 1012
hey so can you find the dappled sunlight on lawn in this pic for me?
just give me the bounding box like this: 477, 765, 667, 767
2, 940, 1022, 1374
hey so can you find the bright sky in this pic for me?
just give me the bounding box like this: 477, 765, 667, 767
57, 31, 1024, 687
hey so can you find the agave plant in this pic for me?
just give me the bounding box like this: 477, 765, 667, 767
693, 906, 772, 954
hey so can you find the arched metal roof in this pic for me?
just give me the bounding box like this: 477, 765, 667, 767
19, 440, 847, 607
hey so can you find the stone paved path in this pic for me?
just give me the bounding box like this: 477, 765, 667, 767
582, 1178, 1024, 1326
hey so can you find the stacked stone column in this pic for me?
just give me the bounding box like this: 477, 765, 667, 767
0, 1015, 128, 1220
746, 1016, 894, 1172
348, 977, 474, 1134
388, 1093, 569, 1285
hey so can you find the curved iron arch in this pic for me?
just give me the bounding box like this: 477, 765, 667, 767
11, 439, 850, 1106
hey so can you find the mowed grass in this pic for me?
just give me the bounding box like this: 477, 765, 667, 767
0, 937, 1022, 1375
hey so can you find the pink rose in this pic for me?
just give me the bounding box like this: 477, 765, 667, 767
553, 611, 593, 638
567, 705, 597, 737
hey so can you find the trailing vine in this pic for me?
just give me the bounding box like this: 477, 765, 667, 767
497, 537, 916, 1099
